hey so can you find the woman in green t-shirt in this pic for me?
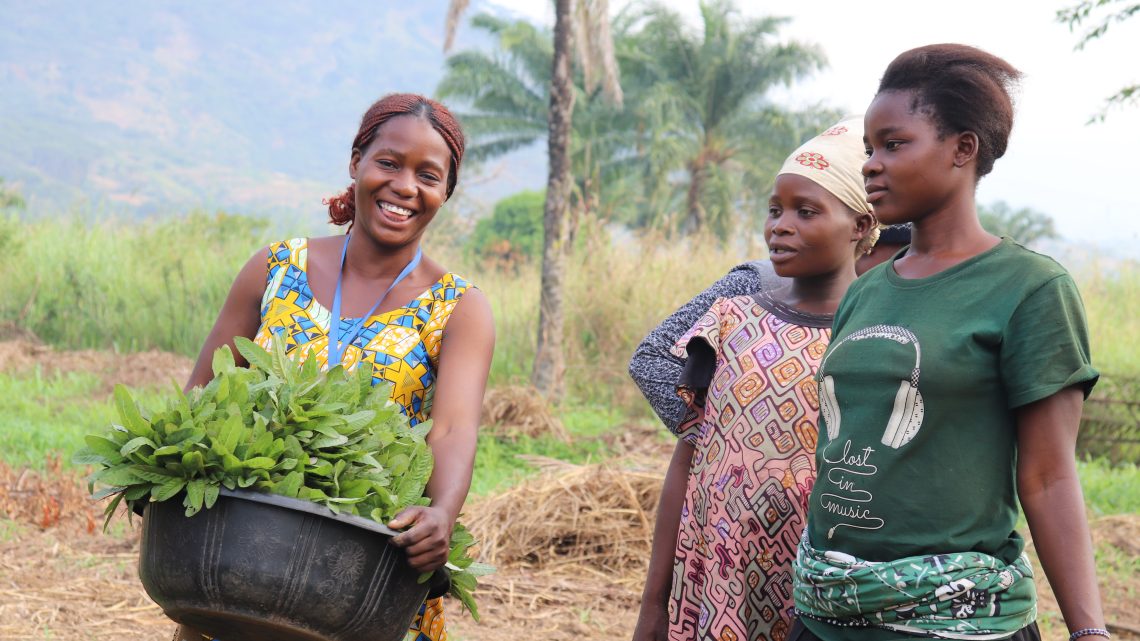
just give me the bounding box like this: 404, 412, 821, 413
789, 45, 1108, 641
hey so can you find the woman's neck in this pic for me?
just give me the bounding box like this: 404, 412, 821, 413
343, 232, 422, 281
772, 266, 858, 316
897, 194, 1000, 278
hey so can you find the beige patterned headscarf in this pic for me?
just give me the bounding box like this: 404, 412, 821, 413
777, 117, 879, 248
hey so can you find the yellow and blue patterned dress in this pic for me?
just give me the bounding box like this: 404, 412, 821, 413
254, 237, 473, 641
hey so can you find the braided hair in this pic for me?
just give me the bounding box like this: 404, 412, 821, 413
326, 93, 466, 226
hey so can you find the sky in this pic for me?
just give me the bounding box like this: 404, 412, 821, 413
487, 0, 1140, 256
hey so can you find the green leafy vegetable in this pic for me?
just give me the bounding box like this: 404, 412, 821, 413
76, 337, 486, 619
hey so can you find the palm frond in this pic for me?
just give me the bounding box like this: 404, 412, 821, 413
573, 0, 623, 107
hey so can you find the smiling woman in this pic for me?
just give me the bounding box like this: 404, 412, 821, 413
176, 93, 496, 641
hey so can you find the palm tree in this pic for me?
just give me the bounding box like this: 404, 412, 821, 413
441, 3, 834, 241
445, 0, 622, 401
625, 0, 832, 237
438, 14, 640, 228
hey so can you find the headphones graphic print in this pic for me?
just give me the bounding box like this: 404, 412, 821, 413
818, 325, 925, 449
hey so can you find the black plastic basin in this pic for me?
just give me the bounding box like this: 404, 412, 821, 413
138, 489, 436, 641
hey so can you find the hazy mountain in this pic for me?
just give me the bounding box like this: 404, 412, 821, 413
0, 0, 543, 222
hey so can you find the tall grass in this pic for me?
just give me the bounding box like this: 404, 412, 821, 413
2, 213, 742, 414
1077, 265, 1140, 375
3, 212, 1137, 416
1, 212, 272, 356
457, 229, 741, 411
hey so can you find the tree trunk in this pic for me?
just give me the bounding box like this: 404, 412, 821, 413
685, 156, 706, 233
531, 0, 575, 401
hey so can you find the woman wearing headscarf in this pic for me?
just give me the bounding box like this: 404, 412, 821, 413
632, 118, 877, 641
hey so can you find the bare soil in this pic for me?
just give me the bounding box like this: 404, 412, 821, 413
0, 337, 192, 395
3, 462, 1137, 641
0, 339, 1135, 640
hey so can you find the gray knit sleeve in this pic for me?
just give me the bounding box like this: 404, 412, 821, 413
628, 260, 781, 434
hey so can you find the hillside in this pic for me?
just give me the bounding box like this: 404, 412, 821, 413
0, 0, 537, 221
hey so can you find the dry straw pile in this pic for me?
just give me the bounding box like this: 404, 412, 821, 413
465, 457, 663, 593
480, 386, 569, 442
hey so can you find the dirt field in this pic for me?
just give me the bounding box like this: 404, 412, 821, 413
1, 339, 1138, 641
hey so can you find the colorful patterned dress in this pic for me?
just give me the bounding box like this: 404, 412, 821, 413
253, 237, 473, 641
669, 292, 831, 641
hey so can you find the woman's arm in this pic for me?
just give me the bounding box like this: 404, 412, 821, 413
389, 288, 495, 573
631, 438, 694, 641
1016, 386, 1106, 640
628, 263, 774, 432
184, 247, 269, 391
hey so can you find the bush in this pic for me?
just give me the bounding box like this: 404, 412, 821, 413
468, 190, 544, 267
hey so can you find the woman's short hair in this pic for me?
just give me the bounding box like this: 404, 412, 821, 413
878, 44, 1022, 178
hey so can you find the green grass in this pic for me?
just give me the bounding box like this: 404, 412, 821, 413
1, 210, 1137, 508
7, 211, 1136, 415
1079, 265, 1140, 375
469, 406, 630, 496
0, 212, 745, 415
1077, 458, 1140, 516
0, 369, 172, 470
0, 365, 638, 499
0, 211, 274, 357
4, 363, 1132, 515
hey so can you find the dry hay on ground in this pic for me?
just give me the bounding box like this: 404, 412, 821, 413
601, 419, 674, 460
0, 462, 170, 640
465, 457, 663, 595
0, 337, 192, 395
0, 458, 100, 535
0, 527, 171, 641
481, 386, 569, 442
451, 457, 666, 640
445, 565, 641, 641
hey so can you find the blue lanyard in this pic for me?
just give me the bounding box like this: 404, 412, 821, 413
327, 234, 422, 367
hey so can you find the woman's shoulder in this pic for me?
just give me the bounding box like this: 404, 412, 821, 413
266, 237, 313, 262
435, 271, 475, 293
730, 258, 789, 292
752, 289, 834, 329
416, 259, 481, 319
994, 238, 1070, 281
421, 256, 476, 299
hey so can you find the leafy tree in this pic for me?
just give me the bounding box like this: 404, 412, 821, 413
622, 0, 834, 236
0, 178, 25, 210
469, 190, 545, 265
978, 201, 1059, 246
1057, 0, 1139, 121
445, 0, 622, 401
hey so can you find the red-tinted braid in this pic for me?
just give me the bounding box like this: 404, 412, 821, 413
325, 93, 466, 227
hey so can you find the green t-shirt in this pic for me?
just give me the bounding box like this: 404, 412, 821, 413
802, 238, 1098, 641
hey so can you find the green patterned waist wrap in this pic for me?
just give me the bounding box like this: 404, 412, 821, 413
793, 531, 1037, 639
